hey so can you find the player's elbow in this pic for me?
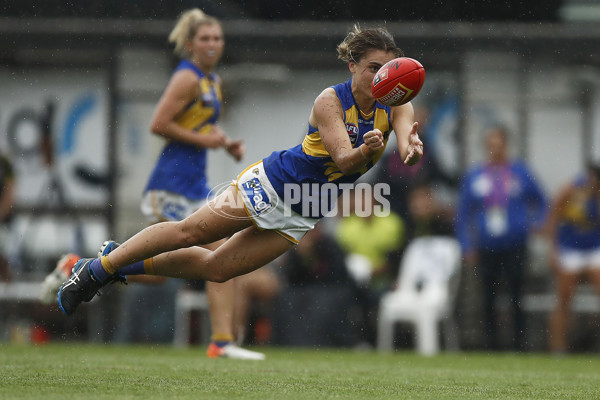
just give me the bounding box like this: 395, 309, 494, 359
149, 118, 168, 136
208, 272, 233, 284
336, 157, 362, 175
205, 264, 236, 283
338, 164, 355, 175
328, 153, 351, 175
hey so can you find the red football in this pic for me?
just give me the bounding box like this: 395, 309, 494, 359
371, 57, 425, 106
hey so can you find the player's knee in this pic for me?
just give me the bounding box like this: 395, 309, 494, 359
176, 221, 211, 247
207, 270, 233, 283
205, 259, 238, 283
211, 275, 231, 284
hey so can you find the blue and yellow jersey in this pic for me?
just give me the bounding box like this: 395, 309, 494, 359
144, 60, 222, 199
263, 79, 393, 218
558, 177, 600, 250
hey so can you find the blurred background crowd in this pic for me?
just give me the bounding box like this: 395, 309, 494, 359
1, 0, 600, 354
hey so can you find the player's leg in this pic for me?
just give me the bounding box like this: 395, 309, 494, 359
98, 237, 266, 359
206, 275, 267, 360
138, 192, 259, 357
195, 238, 234, 340
107, 186, 252, 270
148, 225, 293, 282
548, 269, 579, 353
58, 186, 253, 315
479, 249, 500, 350
206, 280, 234, 335
232, 266, 281, 344
504, 245, 526, 351
200, 238, 266, 360
58, 221, 293, 315
202, 238, 235, 349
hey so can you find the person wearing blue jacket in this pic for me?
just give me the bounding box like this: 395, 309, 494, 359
455, 126, 547, 351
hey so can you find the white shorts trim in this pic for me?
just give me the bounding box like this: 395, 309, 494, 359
558, 247, 600, 273
141, 190, 207, 224
234, 161, 318, 244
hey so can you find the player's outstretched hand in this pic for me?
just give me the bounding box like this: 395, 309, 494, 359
404, 122, 423, 166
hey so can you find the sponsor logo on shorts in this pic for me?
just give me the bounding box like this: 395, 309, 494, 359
206, 174, 279, 221
242, 178, 272, 215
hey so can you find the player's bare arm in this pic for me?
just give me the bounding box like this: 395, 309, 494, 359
391, 102, 422, 165
150, 69, 225, 149
312, 88, 379, 174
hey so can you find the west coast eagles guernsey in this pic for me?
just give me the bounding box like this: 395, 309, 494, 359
144, 60, 222, 200
558, 177, 600, 250
263, 79, 393, 218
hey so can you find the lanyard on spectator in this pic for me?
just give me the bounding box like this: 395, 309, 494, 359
483, 164, 511, 208
483, 164, 511, 236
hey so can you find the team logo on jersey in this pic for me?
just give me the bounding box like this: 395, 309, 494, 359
346, 123, 359, 145
242, 178, 272, 215
252, 168, 260, 175
201, 92, 215, 108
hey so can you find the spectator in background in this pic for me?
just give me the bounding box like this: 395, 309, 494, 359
336, 187, 405, 291
405, 179, 454, 241
0, 153, 15, 282
336, 187, 405, 346
455, 125, 547, 351
546, 162, 600, 354
274, 223, 358, 347
284, 223, 351, 288
231, 264, 281, 346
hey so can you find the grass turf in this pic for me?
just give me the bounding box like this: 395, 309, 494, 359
0, 344, 599, 399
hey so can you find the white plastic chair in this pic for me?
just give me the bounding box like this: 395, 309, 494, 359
377, 236, 462, 355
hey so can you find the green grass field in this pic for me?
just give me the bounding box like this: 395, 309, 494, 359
1, 344, 599, 399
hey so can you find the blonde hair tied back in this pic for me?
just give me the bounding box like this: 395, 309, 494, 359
168, 8, 219, 59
